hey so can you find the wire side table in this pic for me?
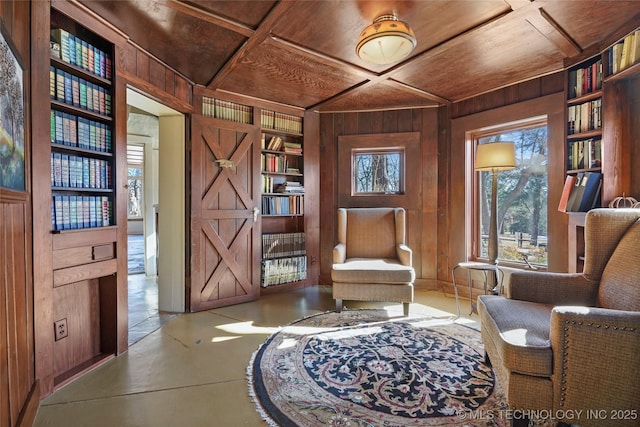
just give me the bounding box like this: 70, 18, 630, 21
451, 261, 503, 318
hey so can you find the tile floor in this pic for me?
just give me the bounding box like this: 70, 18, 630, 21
34, 286, 477, 427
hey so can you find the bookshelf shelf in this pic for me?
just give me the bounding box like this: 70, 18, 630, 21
51, 56, 112, 87
567, 90, 602, 105
51, 100, 112, 122
51, 143, 113, 157
566, 129, 602, 140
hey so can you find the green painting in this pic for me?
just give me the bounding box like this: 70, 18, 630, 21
0, 25, 25, 191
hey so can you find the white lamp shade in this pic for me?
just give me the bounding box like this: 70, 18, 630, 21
475, 142, 517, 171
356, 16, 416, 65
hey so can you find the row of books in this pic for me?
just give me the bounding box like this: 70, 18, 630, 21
568, 59, 602, 99
52, 195, 112, 231
558, 172, 602, 213
262, 195, 304, 216
609, 29, 640, 75
50, 66, 112, 116
261, 255, 307, 287
262, 174, 304, 194
51, 110, 112, 152
567, 98, 601, 135
262, 153, 302, 174
567, 138, 602, 171
51, 28, 112, 79
51, 152, 111, 189
260, 110, 303, 134
262, 232, 306, 259
201, 97, 252, 124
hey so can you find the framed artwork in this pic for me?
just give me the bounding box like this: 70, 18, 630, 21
0, 23, 25, 191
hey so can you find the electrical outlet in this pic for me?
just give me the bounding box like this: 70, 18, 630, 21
54, 318, 68, 341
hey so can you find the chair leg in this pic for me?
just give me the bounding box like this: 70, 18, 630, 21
403, 302, 410, 317
335, 299, 343, 313
484, 351, 492, 366
511, 415, 529, 427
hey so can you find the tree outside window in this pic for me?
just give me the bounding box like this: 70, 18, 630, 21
127, 144, 144, 219
353, 149, 404, 195
475, 121, 548, 266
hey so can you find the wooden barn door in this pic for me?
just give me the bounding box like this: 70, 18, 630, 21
190, 117, 261, 311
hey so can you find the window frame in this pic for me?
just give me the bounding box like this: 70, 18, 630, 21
468, 116, 549, 266
127, 144, 145, 220
337, 132, 420, 208
351, 147, 406, 196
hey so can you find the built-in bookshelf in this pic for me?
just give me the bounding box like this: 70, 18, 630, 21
260, 117, 304, 218
566, 57, 603, 175
47, 7, 121, 388
49, 23, 114, 231
564, 27, 640, 272
260, 109, 306, 287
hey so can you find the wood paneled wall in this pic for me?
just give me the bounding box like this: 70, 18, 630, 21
0, 1, 40, 426
319, 73, 567, 294
318, 108, 441, 288
119, 41, 194, 113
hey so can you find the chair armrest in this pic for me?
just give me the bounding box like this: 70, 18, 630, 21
333, 243, 346, 264
505, 268, 598, 306
397, 244, 412, 266
550, 306, 640, 412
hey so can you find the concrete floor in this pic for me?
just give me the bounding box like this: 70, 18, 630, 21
34, 286, 477, 427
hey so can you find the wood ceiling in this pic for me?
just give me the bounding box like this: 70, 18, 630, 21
79, 0, 640, 112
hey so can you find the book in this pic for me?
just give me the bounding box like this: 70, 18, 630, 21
577, 172, 602, 212
567, 172, 585, 212
558, 175, 577, 212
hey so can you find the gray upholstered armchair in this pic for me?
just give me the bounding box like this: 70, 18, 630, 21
478, 208, 640, 427
331, 207, 415, 316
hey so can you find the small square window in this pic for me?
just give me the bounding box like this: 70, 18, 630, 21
352, 149, 404, 195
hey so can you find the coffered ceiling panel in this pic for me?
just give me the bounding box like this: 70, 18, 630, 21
534, 1, 640, 53
318, 80, 440, 112
185, 0, 276, 27
217, 37, 366, 108
393, 8, 566, 101
80, 0, 247, 84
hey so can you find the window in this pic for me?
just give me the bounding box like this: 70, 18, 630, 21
472, 119, 548, 266
127, 144, 144, 219
352, 149, 404, 195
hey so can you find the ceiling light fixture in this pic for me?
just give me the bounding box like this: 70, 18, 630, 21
356, 14, 417, 65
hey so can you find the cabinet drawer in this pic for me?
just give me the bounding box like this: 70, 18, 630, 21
53, 243, 115, 270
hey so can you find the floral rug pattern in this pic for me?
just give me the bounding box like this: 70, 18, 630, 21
248, 310, 509, 426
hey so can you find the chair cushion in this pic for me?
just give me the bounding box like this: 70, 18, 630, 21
346, 209, 396, 259
478, 295, 553, 377
331, 258, 415, 284
598, 219, 640, 311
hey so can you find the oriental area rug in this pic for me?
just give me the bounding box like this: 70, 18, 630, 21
248, 309, 510, 427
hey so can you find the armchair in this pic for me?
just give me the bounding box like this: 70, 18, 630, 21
331, 207, 415, 316
478, 208, 640, 426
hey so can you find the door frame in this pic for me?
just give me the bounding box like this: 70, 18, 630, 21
126, 88, 186, 312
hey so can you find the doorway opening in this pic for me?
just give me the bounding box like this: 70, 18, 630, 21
126, 88, 185, 345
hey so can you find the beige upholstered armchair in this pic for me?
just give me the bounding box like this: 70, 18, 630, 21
331, 207, 415, 316
478, 208, 640, 427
